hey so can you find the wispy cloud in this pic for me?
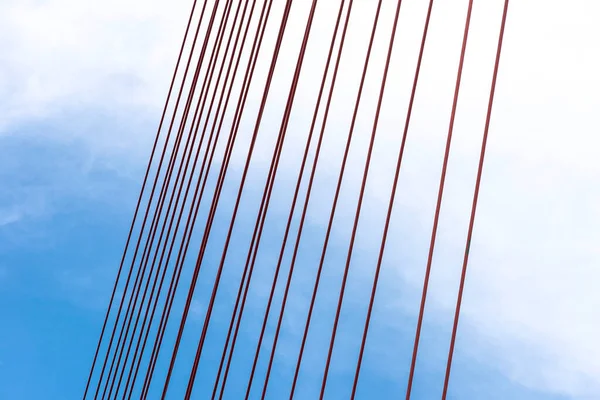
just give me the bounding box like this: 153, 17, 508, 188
0, 208, 21, 227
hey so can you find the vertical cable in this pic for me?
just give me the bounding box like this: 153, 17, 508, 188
100, 2, 231, 398
82, 1, 200, 396
441, 1, 509, 398
284, 4, 355, 399
139, 1, 271, 395
123, 2, 256, 399
212, 1, 349, 399
111, 1, 239, 396
118, 1, 251, 398
319, 0, 404, 397
158, 0, 295, 396
172, 3, 273, 399
349, 1, 434, 398
256, 1, 380, 398
182, 0, 318, 396
92, 1, 213, 398
405, 1, 474, 398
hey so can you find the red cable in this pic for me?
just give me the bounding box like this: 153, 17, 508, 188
405, 0, 475, 398
319, 0, 402, 396
100, 1, 231, 398
183, 0, 324, 396
148, 0, 269, 392
253, 1, 356, 399
182, 0, 314, 396
88, 1, 209, 398
441, 1, 509, 398
123, 2, 256, 398
113, 1, 239, 395
117, 1, 250, 397
349, 1, 435, 398
94, 1, 215, 397
254, 0, 379, 397
138, 1, 270, 395
212, 1, 349, 399
153, 0, 272, 396
81, 2, 200, 398
157, 0, 295, 395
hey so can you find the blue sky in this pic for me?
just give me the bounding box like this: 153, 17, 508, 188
1, 0, 600, 399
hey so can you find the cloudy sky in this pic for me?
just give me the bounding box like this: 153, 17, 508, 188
1, 0, 599, 399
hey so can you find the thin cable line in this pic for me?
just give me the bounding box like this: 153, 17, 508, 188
253, 1, 357, 399
138, 1, 271, 395
138, 1, 270, 395
158, 0, 293, 395
89, 1, 209, 397
405, 1, 475, 398
283, 4, 355, 399
116, 1, 249, 398
182, 0, 315, 396
111, 1, 238, 396
146, 1, 268, 397
81, 2, 199, 399
255, 0, 380, 398
100, 1, 230, 398
123, 2, 256, 398
441, 1, 509, 398
211, 1, 349, 399
182, 0, 324, 396
319, 0, 402, 397
349, 1, 434, 398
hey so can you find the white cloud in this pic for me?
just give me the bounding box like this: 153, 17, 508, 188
0, 0, 190, 132
1, 0, 600, 398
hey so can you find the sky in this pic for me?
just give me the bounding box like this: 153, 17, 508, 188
1, 0, 599, 399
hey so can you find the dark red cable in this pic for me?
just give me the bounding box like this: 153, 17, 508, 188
123, 1, 244, 394
115, 1, 248, 397
319, 0, 400, 397
116, 0, 239, 387
158, 0, 294, 395
92, 1, 213, 397
441, 2, 509, 398
349, 1, 435, 398
112, 1, 237, 393
149, 1, 269, 393
182, 0, 311, 397
122, 2, 256, 398
99, 2, 231, 398
138, 1, 270, 395
185, 0, 322, 396
405, 1, 475, 398
252, 1, 378, 398
211, 1, 349, 399
138, 1, 272, 395
94, 2, 216, 399
249, 2, 358, 399
82, 1, 200, 397
283, 6, 355, 400
138, 0, 266, 395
